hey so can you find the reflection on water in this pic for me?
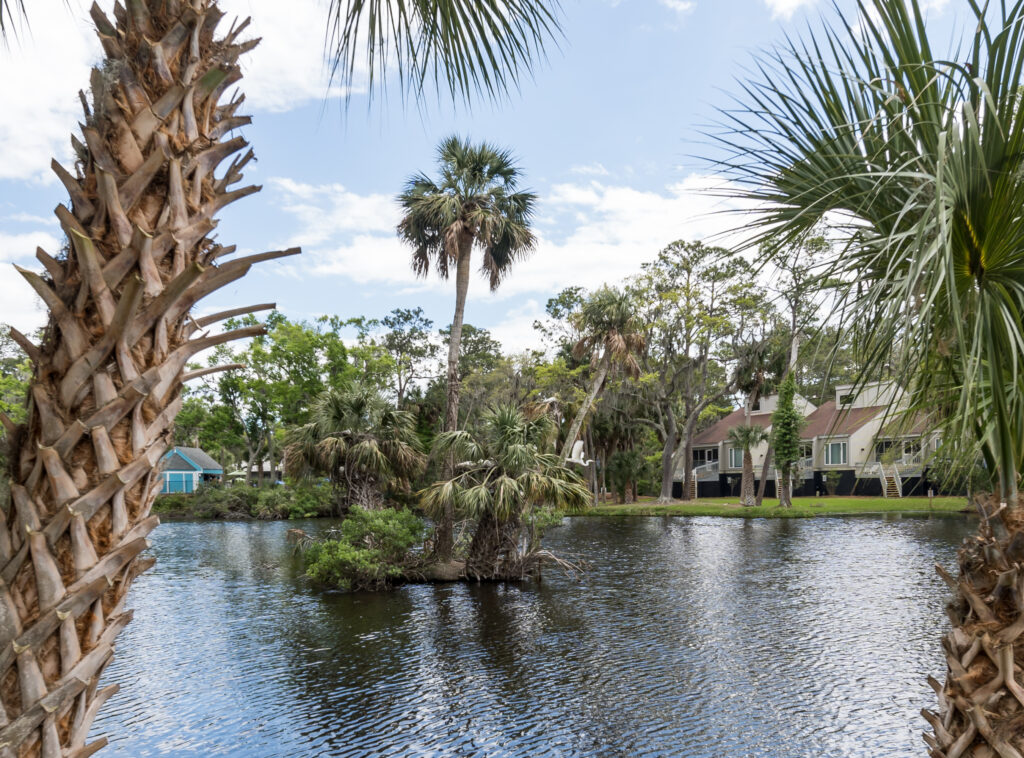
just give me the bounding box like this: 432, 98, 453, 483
91, 513, 972, 757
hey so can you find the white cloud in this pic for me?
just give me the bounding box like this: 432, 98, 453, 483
569, 163, 610, 177
659, 0, 696, 15
0, 0, 352, 183
488, 300, 547, 353
268, 177, 399, 246
763, 0, 816, 20
272, 173, 757, 310
0, 231, 61, 334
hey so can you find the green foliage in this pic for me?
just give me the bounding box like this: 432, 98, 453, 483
152, 481, 332, 520
771, 375, 804, 473
286, 384, 425, 509
398, 136, 537, 292
608, 449, 646, 502
303, 506, 425, 591
421, 403, 592, 523
719, 0, 1024, 502
824, 471, 843, 497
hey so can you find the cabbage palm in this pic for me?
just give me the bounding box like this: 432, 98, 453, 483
727, 425, 768, 507
421, 404, 590, 579
560, 286, 645, 460
716, 1, 1024, 752
286, 385, 425, 510
398, 136, 538, 559
0, 1, 558, 755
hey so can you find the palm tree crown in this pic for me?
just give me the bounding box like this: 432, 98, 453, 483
573, 286, 646, 377
727, 424, 768, 453
286, 385, 425, 508
422, 404, 591, 523
398, 135, 537, 290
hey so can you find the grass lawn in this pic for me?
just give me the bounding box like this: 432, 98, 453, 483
581, 495, 970, 518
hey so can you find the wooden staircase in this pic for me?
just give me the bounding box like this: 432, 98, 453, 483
686, 475, 697, 499
884, 474, 901, 498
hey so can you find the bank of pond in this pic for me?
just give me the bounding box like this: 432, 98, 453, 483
154, 484, 971, 592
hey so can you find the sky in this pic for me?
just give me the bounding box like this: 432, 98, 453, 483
0, 0, 960, 353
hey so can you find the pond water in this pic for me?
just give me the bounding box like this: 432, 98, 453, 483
90, 513, 972, 757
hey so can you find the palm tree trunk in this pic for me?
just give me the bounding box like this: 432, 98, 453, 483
435, 235, 473, 561
926, 494, 1024, 757
741, 450, 755, 506
560, 352, 610, 460
0, 4, 293, 755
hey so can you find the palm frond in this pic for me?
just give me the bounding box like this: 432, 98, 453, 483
326, 0, 562, 103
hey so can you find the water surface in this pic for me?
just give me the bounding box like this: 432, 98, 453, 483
91, 513, 972, 757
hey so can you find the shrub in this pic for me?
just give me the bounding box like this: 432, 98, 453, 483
303, 506, 425, 591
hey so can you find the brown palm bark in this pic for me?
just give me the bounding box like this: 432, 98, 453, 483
925, 497, 1024, 758
0, 3, 296, 755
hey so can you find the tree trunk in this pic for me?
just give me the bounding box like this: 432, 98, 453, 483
560, 353, 610, 460
755, 447, 772, 506
435, 235, 474, 562
0, 4, 287, 755
741, 449, 755, 506
466, 511, 521, 580
779, 467, 791, 508
925, 495, 1024, 757
657, 415, 678, 503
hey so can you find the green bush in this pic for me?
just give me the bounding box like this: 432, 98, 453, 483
153, 481, 333, 520
303, 506, 425, 591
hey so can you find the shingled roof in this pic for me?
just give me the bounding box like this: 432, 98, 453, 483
692, 408, 774, 446
801, 401, 885, 439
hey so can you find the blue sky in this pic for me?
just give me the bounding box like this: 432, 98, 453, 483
0, 0, 959, 351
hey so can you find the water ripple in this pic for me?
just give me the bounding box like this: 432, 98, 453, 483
90, 513, 972, 757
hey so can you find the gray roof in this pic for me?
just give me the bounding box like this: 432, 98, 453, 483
168, 446, 223, 472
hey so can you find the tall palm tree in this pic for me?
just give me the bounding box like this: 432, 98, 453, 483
727, 424, 768, 507
421, 403, 591, 579
560, 286, 645, 461
397, 136, 538, 559
0, 2, 559, 755
716, 0, 1024, 752
286, 385, 425, 510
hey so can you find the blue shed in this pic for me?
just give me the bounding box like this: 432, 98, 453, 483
160, 446, 223, 494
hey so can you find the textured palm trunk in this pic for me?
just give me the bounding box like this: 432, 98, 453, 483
741, 450, 755, 506
466, 511, 521, 580
436, 235, 473, 561
0, 3, 295, 755
925, 497, 1024, 758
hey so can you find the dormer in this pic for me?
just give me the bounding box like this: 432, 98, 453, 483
834, 381, 900, 409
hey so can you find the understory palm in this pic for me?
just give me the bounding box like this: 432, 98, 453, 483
286, 386, 425, 510
560, 287, 645, 461
727, 425, 768, 507
421, 404, 591, 579
398, 136, 537, 559
717, 0, 1024, 752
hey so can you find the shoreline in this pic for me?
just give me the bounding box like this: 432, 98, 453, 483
575, 496, 970, 519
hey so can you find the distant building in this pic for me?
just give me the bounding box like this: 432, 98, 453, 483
677, 381, 942, 498
159, 446, 224, 494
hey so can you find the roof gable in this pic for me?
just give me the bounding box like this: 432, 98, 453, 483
165, 446, 223, 472
162, 451, 199, 472
692, 408, 774, 446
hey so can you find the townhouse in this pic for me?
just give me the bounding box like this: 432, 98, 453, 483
675, 381, 942, 499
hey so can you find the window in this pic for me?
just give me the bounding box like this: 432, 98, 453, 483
729, 447, 744, 468
825, 440, 848, 466
839, 393, 855, 405
799, 444, 812, 460
875, 440, 895, 461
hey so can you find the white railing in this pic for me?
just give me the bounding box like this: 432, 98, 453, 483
692, 460, 719, 481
